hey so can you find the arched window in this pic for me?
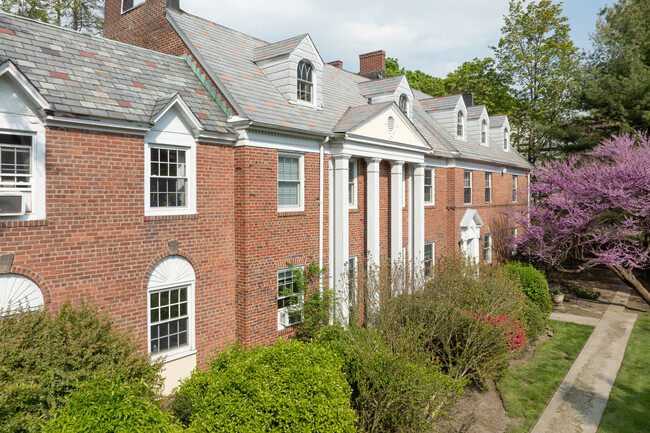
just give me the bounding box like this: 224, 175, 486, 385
297, 60, 313, 103
481, 119, 488, 144
398, 94, 408, 114
457, 111, 464, 137
503, 128, 509, 150
147, 256, 195, 356
0, 274, 44, 313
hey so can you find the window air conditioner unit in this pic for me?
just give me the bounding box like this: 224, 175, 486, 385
0, 194, 24, 216
278, 310, 289, 328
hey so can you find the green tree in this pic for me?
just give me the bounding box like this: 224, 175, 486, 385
386, 57, 446, 97
1, 0, 103, 34
444, 57, 517, 116
492, 0, 580, 163
580, 0, 650, 138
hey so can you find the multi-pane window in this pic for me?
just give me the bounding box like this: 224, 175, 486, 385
150, 147, 187, 208
424, 242, 434, 278
399, 94, 408, 115
122, 0, 144, 12
512, 175, 518, 202
457, 111, 464, 137
349, 159, 357, 208
484, 172, 492, 203
278, 268, 302, 327
483, 233, 492, 263
481, 119, 488, 144
463, 170, 472, 204
278, 154, 302, 209
149, 286, 189, 354
297, 60, 313, 103
503, 128, 509, 150
424, 168, 434, 205
1, 135, 32, 215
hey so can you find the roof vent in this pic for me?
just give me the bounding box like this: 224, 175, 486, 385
387, 116, 395, 133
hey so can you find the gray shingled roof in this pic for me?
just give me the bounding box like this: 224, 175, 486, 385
358, 75, 405, 97
467, 105, 486, 118
419, 95, 462, 111
253, 34, 308, 62
490, 115, 507, 128
333, 103, 392, 133
0, 12, 233, 134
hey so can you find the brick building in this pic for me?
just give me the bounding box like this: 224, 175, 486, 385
0, 0, 531, 392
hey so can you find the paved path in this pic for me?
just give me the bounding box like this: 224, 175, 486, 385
531, 286, 638, 433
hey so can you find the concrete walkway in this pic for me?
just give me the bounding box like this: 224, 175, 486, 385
531, 286, 638, 433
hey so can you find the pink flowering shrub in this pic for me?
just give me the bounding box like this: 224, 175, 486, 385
466, 311, 526, 353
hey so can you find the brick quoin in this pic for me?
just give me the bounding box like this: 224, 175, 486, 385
0, 127, 237, 366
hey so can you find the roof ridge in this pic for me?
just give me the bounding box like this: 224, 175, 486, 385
167, 8, 269, 45
0, 10, 188, 62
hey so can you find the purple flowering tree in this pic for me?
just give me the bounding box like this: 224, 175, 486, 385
514, 133, 650, 305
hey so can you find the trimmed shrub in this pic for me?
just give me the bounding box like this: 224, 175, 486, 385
0, 302, 162, 433
45, 376, 180, 432
318, 325, 463, 433
172, 339, 356, 433
374, 254, 530, 386
505, 262, 553, 318
567, 285, 600, 300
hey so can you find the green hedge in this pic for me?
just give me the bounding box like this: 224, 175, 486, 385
45, 377, 180, 432
505, 262, 553, 318
172, 339, 356, 432
0, 302, 162, 433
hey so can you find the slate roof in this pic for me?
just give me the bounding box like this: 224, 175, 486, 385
467, 105, 486, 118
0, 12, 233, 134
490, 115, 508, 128
419, 95, 462, 112
358, 75, 406, 97
253, 34, 308, 62
333, 103, 392, 133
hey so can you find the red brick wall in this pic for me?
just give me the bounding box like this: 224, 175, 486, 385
104, 0, 187, 56
359, 50, 386, 75
0, 127, 236, 366
234, 147, 327, 345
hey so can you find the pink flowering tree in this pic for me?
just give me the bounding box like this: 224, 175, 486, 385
513, 133, 650, 305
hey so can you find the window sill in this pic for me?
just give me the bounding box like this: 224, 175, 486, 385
424, 203, 435, 207
278, 210, 306, 217
152, 348, 197, 364
144, 214, 199, 222
349, 207, 360, 214
0, 218, 49, 228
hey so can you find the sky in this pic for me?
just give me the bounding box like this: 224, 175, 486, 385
182, 0, 612, 78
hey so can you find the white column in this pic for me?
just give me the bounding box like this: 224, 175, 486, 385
413, 164, 425, 269
390, 161, 404, 267
331, 154, 350, 325
365, 158, 381, 270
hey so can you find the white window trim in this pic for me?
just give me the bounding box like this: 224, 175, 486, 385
144, 142, 197, 217
277, 152, 305, 212
485, 172, 492, 203
122, 0, 145, 14
277, 266, 304, 330
147, 256, 196, 362
503, 127, 510, 152
424, 168, 435, 206
424, 242, 435, 278
512, 175, 518, 203
0, 129, 46, 222
456, 110, 465, 139
348, 158, 358, 209
295, 60, 317, 108
481, 119, 489, 146
463, 170, 472, 205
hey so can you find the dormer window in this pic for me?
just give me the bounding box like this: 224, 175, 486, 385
503, 128, 509, 150
297, 60, 313, 103
399, 94, 408, 115
457, 111, 464, 138
481, 120, 488, 144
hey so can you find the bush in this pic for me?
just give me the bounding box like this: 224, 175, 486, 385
318, 325, 463, 433
45, 376, 180, 432
172, 339, 356, 432
566, 285, 600, 300
505, 262, 553, 318
0, 302, 162, 433
374, 254, 530, 386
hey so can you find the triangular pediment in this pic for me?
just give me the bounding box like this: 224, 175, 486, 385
345, 104, 428, 149
460, 209, 484, 228
0, 60, 51, 117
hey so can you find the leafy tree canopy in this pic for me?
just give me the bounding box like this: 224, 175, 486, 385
0, 0, 103, 34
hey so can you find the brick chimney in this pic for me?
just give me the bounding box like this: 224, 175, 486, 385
359, 50, 386, 79
328, 60, 343, 69
104, 0, 185, 55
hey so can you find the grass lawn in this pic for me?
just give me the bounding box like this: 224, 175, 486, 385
597, 313, 650, 433
497, 320, 594, 433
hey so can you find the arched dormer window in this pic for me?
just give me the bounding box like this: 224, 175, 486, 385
398, 94, 408, 115
457, 111, 464, 138
481, 119, 488, 144
297, 60, 313, 103
503, 128, 509, 150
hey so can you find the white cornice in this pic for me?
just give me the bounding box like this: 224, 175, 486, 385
46, 115, 150, 135
0, 60, 52, 114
